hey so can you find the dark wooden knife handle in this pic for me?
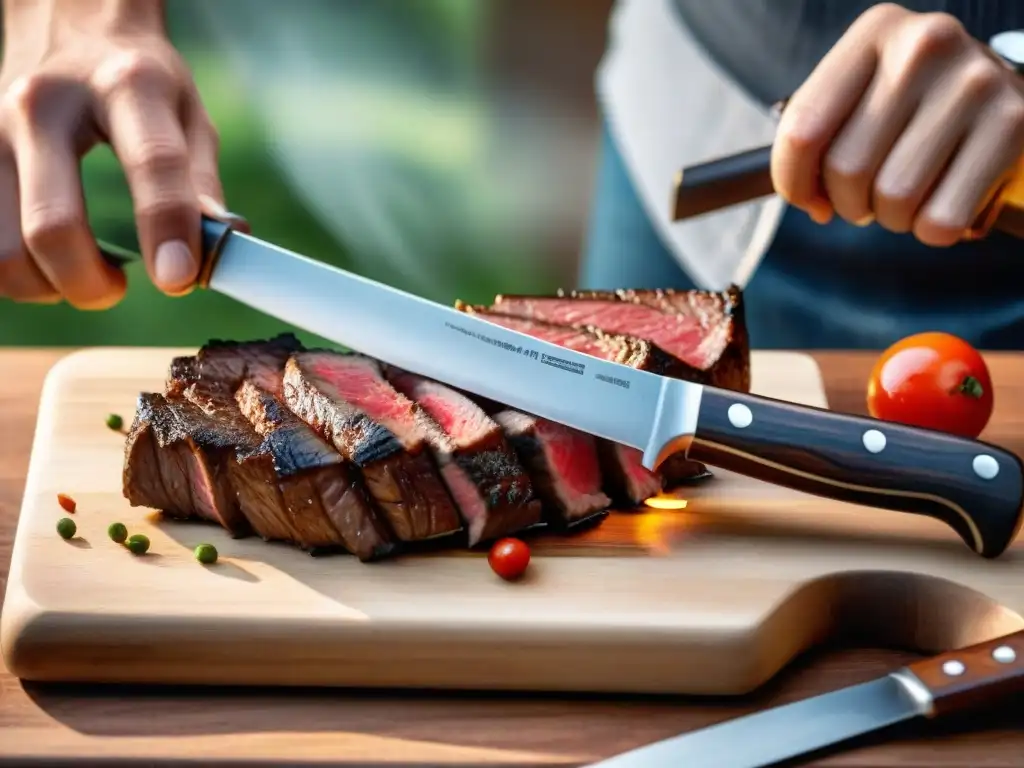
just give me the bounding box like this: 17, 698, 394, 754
671, 145, 774, 220
97, 214, 238, 288
903, 629, 1024, 717
686, 387, 1024, 558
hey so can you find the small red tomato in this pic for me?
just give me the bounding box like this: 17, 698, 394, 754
56, 493, 77, 514
488, 538, 530, 581
867, 331, 994, 439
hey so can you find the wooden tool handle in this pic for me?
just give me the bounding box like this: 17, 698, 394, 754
686, 387, 1024, 558
671, 145, 775, 220
97, 214, 240, 288
671, 146, 1024, 239
904, 629, 1024, 717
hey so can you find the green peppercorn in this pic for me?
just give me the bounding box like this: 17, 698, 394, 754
107, 522, 128, 544
106, 413, 124, 431
56, 517, 76, 540
126, 533, 150, 555
194, 543, 218, 565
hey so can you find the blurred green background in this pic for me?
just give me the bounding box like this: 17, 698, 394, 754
0, 0, 612, 347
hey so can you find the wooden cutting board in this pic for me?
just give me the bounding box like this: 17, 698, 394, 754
2, 347, 1022, 696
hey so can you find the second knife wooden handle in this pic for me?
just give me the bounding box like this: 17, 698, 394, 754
686, 388, 1024, 558
904, 629, 1024, 717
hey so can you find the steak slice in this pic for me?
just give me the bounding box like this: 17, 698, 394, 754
492, 410, 610, 523
236, 380, 395, 560
490, 285, 750, 391
122, 392, 252, 537
596, 442, 663, 507
455, 303, 685, 377
163, 336, 396, 560
182, 380, 300, 543
457, 302, 711, 493
167, 332, 303, 397
283, 351, 463, 541
384, 367, 543, 545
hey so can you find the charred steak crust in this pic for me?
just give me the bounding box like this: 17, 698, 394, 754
123, 392, 252, 537
490, 284, 751, 392
383, 367, 543, 545
236, 380, 396, 560
283, 351, 463, 542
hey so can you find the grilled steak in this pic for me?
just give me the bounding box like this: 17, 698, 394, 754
492, 410, 610, 523
236, 380, 395, 559
123, 392, 252, 537
167, 332, 303, 397
384, 367, 543, 545
283, 351, 463, 542
162, 335, 396, 560
490, 285, 750, 391
457, 302, 711, 494
183, 381, 300, 543
456, 303, 690, 378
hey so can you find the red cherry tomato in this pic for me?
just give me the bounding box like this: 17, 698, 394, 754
867, 332, 993, 439
488, 538, 530, 581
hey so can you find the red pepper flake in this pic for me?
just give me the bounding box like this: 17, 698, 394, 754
56, 493, 76, 514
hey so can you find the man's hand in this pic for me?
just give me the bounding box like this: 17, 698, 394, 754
770, 3, 1024, 246
0, 0, 231, 308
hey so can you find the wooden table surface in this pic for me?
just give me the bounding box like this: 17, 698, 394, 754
1, 348, 1023, 766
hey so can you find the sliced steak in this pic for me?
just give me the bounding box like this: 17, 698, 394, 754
166, 332, 303, 397
490, 285, 750, 391
183, 380, 300, 543
492, 410, 610, 523
236, 380, 395, 560
458, 302, 711, 490
384, 367, 543, 545
456, 303, 684, 377
283, 351, 463, 541
122, 393, 252, 537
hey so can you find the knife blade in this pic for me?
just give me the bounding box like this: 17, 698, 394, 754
585, 628, 1024, 768
99, 217, 1024, 557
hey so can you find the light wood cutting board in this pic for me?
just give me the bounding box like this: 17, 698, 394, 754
2, 347, 1023, 696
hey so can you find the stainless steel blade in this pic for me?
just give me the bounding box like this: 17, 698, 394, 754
208, 232, 702, 468
586, 673, 932, 768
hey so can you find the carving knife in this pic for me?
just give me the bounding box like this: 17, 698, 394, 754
584, 628, 1024, 768
99, 218, 1024, 557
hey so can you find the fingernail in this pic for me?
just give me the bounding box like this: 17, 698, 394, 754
154, 239, 198, 292
853, 214, 875, 227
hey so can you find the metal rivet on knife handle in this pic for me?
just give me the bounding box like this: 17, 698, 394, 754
681, 385, 1024, 558
902, 629, 1024, 717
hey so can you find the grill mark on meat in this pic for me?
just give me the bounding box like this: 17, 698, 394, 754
122, 393, 251, 536
235, 380, 395, 560
283, 351, 463, 542
490, 285, 750, 391
493, 410, 610, 523
384, 367, 543, 545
